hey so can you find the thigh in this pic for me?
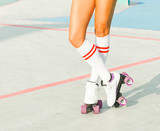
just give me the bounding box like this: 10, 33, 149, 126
95, 0, 117, 28
69, 0, 95, 40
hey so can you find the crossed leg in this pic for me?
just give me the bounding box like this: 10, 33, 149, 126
69, 0, 118, 106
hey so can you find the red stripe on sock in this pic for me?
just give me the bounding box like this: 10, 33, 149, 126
83, 45, 95, 58
96, 46, 110, 49
98, 50, 109, 53
85, 46, 97, 60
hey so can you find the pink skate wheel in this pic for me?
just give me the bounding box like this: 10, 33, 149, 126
121, 72, 129, 77
124, 76, 133, 86
81, 105, 87, 114
118, 96, 127, 106
98, 100, 102, 108
93, 105, 100, 114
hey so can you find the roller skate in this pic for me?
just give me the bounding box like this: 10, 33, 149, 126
101, 72, 133, 107
114, 72, 133, 108
81, 81, 102, 114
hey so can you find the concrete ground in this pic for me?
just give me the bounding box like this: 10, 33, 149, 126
0, 0, 160, 131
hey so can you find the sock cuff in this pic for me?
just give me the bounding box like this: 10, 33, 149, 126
95, 35, 110, 54
95, 34, 110, 47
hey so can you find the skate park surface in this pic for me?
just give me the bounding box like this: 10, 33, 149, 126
0, 0, 160, 131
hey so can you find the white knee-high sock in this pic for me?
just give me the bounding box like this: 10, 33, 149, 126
90, 35, 110, 82
77, 39, 111, 84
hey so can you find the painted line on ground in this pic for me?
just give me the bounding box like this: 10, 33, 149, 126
0, 56, 160, 100
0, 23, 160, 41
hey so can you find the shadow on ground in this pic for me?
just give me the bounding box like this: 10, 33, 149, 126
125, 73, 160, 107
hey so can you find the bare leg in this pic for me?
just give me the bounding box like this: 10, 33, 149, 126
95, 0, 117, 37
69, 0, 95, 48
90, 0, 117, 82
69, 0, 112, 105
94, 0, 123, 107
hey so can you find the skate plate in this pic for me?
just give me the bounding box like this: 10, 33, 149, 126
81, 100, 102, 114
114, 72, 133, 108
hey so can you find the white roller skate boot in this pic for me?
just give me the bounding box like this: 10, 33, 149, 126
81, 81, 102, 114
84, 81, 99, 104
101, 72, 121, 107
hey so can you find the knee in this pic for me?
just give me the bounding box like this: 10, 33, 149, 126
95, 25, 110, 37
69, 31, 85, 48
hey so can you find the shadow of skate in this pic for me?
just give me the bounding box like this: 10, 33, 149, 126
124, 73, 160, 107
100, 100, 110, 114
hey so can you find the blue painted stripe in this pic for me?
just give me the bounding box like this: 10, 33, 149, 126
33, 0, 160, 31
0, 0, 19, 6
112, 0, 160, 30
